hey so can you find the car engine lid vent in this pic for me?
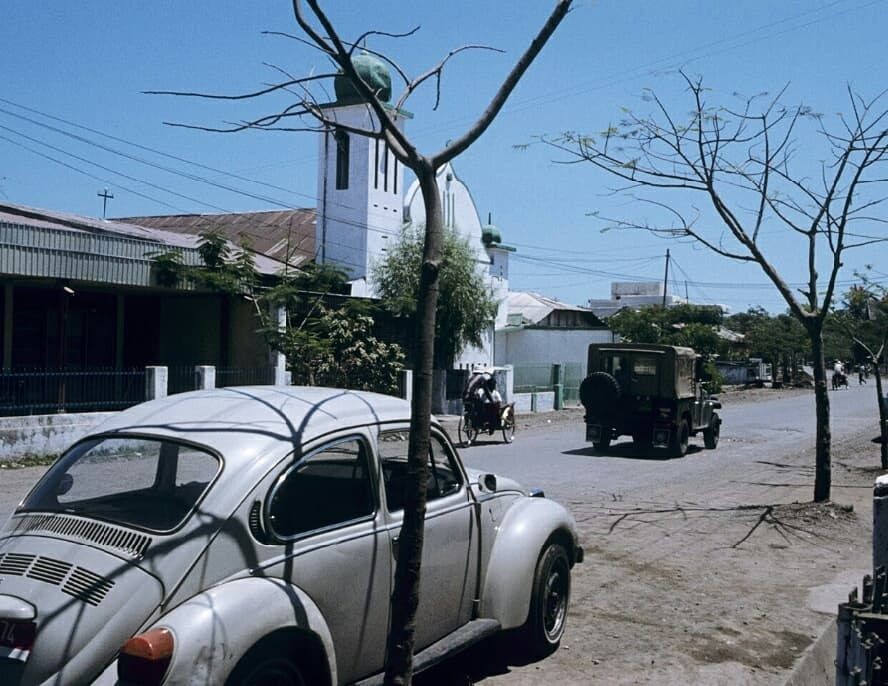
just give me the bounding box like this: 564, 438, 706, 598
62, 566, 114, 607
26, 556, 72, 586
0, 553, 36, 576
10, 514, 151, 559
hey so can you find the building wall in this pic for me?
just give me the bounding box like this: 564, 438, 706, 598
158, 294, 223, 365
316, 104, 406, 290
227, 297, 272, 368
495, 327, 615, 367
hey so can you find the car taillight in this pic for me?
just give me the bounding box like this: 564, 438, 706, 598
117, 627, 174, 686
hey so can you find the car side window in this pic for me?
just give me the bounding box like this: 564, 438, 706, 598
378, 431, 463, 512
267, 437, 375, 539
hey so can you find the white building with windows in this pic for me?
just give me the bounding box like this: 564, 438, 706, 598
314, 53, 513, 370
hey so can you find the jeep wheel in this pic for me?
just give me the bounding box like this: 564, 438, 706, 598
671, 419, 689, 457
593, 429, 611, 452
703, 413, 720, 449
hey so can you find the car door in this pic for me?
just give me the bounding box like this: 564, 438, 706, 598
261, 435, 390, 683
377, 428, 477, 651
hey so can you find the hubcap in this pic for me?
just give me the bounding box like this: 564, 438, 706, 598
544, 565, 568, 639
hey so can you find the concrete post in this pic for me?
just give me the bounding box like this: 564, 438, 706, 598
145, 366, 168, 401
553, 363, 565, 411
399, 369, 413, 401
875, 475, 888, 573
195, 365, 216, 390
496, 365, 514, 404
272, 304, 288, 386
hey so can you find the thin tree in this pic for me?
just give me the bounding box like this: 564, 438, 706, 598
543, 74, 888, 502
149, 2, 573, 682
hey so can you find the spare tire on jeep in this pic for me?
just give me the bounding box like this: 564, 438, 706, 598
579, 371, 621, 420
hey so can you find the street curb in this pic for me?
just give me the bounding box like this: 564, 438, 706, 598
783, 618, 835, 686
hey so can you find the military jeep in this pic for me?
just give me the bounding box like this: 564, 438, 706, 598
579, 343, 722, 456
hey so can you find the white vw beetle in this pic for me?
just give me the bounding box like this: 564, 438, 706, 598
0, 387, 582, 685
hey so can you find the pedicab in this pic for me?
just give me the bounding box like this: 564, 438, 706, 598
457, 370, 516, 446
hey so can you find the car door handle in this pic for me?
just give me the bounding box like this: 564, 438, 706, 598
392, 535, 399, 561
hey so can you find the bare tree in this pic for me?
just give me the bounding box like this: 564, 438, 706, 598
542, 73, 888, 503
149, 1, 573, 682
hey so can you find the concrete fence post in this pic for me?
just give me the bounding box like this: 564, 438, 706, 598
145, 366, 168, 401
553, 363, 565, 411
502, 365, 514, 404
399, 369, 413, 401
195, 365, 216, 390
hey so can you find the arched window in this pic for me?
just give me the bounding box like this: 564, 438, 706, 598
334, 129, 350, 190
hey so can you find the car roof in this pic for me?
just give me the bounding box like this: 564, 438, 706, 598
90, 386, 413, 464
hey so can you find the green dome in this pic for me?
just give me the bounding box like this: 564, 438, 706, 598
482, 223, 502, 246
334, 53, 391, 104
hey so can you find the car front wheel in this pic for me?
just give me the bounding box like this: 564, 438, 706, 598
522, 542, 570, 658
671, 419, 689, 457
227, 638, 308, 686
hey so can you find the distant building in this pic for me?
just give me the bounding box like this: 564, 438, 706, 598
495, 291, 612, 367
587, 281, 687, 319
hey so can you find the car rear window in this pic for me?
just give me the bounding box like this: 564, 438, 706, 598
20, 436, 220, 532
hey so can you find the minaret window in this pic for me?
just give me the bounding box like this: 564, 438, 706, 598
334, 129, 350, 190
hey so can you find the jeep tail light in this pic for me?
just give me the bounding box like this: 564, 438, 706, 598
657, 407, 672, 419
118, 627, 174, 685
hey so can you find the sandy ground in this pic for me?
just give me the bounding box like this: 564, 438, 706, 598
422, 387, 875, 685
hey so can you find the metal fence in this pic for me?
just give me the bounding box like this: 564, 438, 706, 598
0, 367, 145, 416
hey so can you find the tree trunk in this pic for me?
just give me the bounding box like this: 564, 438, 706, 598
810, 328, 832, 502
874, 360, 888, 469
384, 162, 442, 686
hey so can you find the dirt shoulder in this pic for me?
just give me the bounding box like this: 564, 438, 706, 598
432, 385, 873, 685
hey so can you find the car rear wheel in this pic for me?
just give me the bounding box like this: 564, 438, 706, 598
703, 413, 720, 449
227, 638, 307, 686
522, 542, 571, 658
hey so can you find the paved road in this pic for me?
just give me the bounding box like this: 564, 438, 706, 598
459, 382, 880, 504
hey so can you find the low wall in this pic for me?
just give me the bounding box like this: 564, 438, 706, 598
513, 391, 555, 413
0, 412, 113, 461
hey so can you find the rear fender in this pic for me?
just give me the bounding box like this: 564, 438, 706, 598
97, 577, 337, 686
480, 497, 579, 630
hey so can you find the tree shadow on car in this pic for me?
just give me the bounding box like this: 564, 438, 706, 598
561, 442, 704, 461
414, 632, 546, 685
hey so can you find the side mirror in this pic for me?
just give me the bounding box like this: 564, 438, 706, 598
480, 473, 497, 493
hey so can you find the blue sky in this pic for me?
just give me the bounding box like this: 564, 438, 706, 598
2, 1, 886, 313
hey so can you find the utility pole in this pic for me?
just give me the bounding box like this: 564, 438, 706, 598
661, 248, 670, 308
97, 187, 114, 219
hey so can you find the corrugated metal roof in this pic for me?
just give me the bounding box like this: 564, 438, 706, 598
121, 209, 316, 268
506, 291, 599, 326
0, 202, 284, 285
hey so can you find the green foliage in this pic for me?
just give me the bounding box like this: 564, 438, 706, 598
702, 358, 723, 394
150, 235, 404, 393
607, 305, 727, 358
150, 249, 186, 288
373, 226, 498, 368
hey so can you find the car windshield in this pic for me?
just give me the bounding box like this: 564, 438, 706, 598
20, 435, 220, 532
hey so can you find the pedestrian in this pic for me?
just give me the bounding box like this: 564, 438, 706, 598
859, 364, 867, 385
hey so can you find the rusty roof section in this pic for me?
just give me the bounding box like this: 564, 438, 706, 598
121, 209, 317, 268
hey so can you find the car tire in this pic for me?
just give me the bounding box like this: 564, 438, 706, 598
671, 419, 689, 457
226, 636, 308, 686
521, 542, 571, 658
458, 415, 478, 447
703, 413, 720, 449
579, 372, 621, 419
592, 429, 611, 452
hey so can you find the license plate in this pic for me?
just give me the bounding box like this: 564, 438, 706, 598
0, 620, 36, 662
